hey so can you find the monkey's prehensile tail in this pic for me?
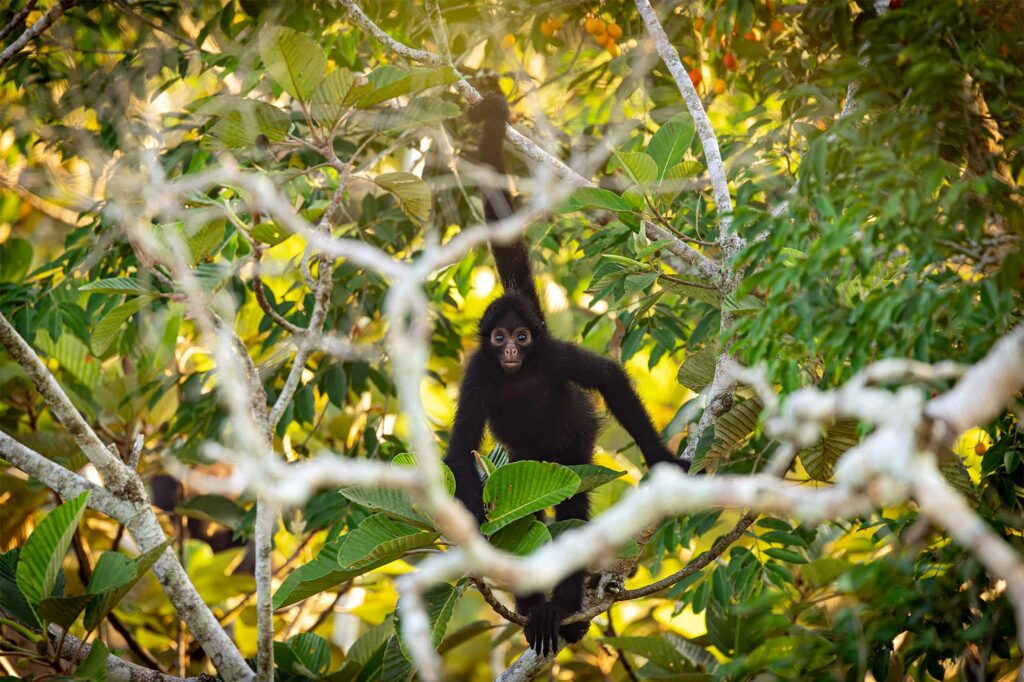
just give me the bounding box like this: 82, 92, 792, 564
468, 94, 543, 319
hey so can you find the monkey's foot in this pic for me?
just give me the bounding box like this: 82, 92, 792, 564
558, 618, 589, 644
524, 603, 568, 656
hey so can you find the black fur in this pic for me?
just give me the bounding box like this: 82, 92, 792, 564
448, 94, 688, 656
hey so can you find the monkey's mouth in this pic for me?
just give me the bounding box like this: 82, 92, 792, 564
501, 360, 522, 373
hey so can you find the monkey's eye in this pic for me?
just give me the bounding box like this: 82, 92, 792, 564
517, 329, 531, 344
493, 332, 505, 344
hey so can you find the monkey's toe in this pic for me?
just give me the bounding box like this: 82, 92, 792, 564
558, 619, 589, 644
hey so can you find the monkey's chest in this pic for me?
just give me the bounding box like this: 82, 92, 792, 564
486, 379, 595, 458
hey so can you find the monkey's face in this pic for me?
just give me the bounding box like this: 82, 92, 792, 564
488, 311, 534, 374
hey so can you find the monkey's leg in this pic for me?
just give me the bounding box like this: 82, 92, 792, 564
551, 492, 590, 644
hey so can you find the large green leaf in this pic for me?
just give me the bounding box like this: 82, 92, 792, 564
74, 640, 109, 682
374, 172, 431, 225
598, 636, 688, 674
259, 25, 326, 101
0, 238, 32, 283
35, 332, 100, 387
677, 346, 717, 392
373, 96, 460, 132
16, 492, 89, 623
648, 113, 696, 180
611, 151, 658, 187
335, 514, 440, 570
208, 101, 290, 148
0, 549, 36, 626
706, 397, 764, 471
566, 464, 625, 493
397, 580, 465, 656
311, 68, 356, 128
274, 539, 363, 608
37, 593, 92, 630
799, 420, 859, 481
480, 461, 580, 534
83, 541, 169, 631
390, 453, 455, 495
174, 494, 247, 531
91, 296, 151, 356
569, 187, 633, 213
488, 518, 551, 556
380, 635, 413, 682
289, 632, 331, 678
353, 66, 458, 108
338, 486, 432, 527
79, 277, 156, 295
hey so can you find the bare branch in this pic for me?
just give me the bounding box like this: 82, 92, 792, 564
0, 0, 79, 68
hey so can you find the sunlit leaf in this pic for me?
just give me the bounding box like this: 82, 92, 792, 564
481, 461, 579, 534
259, 25, 326, 101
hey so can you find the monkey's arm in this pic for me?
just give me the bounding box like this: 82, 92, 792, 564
444, 358, 489, 524
555, 342, 687, 470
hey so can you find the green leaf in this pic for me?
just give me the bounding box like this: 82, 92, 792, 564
438, 619, 493, 654
311, 68, 356, 128
259, 25, 326, 101
706, 397, 763, 471
763, 548, 808, 564
274, 540, 360, 608
611, 151, 658, 187
251, 221, 290, 246
569, 187, 633, 212
0, 550, 37, 626
799, 420, 859, 481
208, 101, 290, 148
347, 617, 394, 665
83, 541, 169, 632
79, 278, 156, 295
598, 636, 688, 673
289, 632, 331, 678
664, 160, 705, 183
489, 518, 551, 556
391, 453, 455, 495
35, 332, 100, 388
0, 238, 32, 282
939, 451, 980, 503
566, 464, 625, 493
353, 66, 458, 108
16, 492, 89, 623
339, 486, 433, 527
668, 274, 720, 307
85, 552, 134, 596
373, 96, 460, 132
381, 636, 413, 682
480, 461, 580, 534
335, 514, 440, 570
723, 292, 765, 314
398, 581, 464, 655
677, 346, 717, 392
74, 640, 108, 682
374, 172, 431, 225
174, 494, 247, 531
37, 594, 92, 630
91, 296, 151, 356
648, 113, 696, 180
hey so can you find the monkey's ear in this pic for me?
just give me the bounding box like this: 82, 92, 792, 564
468, 93, 510, 124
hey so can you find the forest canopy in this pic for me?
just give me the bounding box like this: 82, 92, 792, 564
0, 1, 1021, 681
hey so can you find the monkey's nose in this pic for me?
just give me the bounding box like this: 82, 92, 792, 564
504, 345, 518, 360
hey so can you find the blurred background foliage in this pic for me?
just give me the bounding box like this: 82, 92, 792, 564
0, 0, 1021, 680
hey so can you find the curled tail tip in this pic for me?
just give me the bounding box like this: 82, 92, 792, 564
468, 93, 510, 125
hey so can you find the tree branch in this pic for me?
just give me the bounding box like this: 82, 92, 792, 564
0, 0, 79, 68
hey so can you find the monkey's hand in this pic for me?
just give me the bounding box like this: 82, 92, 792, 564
524, 603, 590, 656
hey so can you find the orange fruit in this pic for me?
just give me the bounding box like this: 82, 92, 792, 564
607, 23, 623, 39
501, 33, 516, 47
770, 18, 785, 32
723, 52, 738, 70
744, 30, 757, 41
551, 17, 563, 29
585, 16, 602, 34
595, 32, 610, 46
688, 67, 702, 87
713, 78, 726, 94
541, 21, 555, 38
607, 41, 620, 56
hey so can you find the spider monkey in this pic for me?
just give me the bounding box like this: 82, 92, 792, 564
445, 94, 689, 656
